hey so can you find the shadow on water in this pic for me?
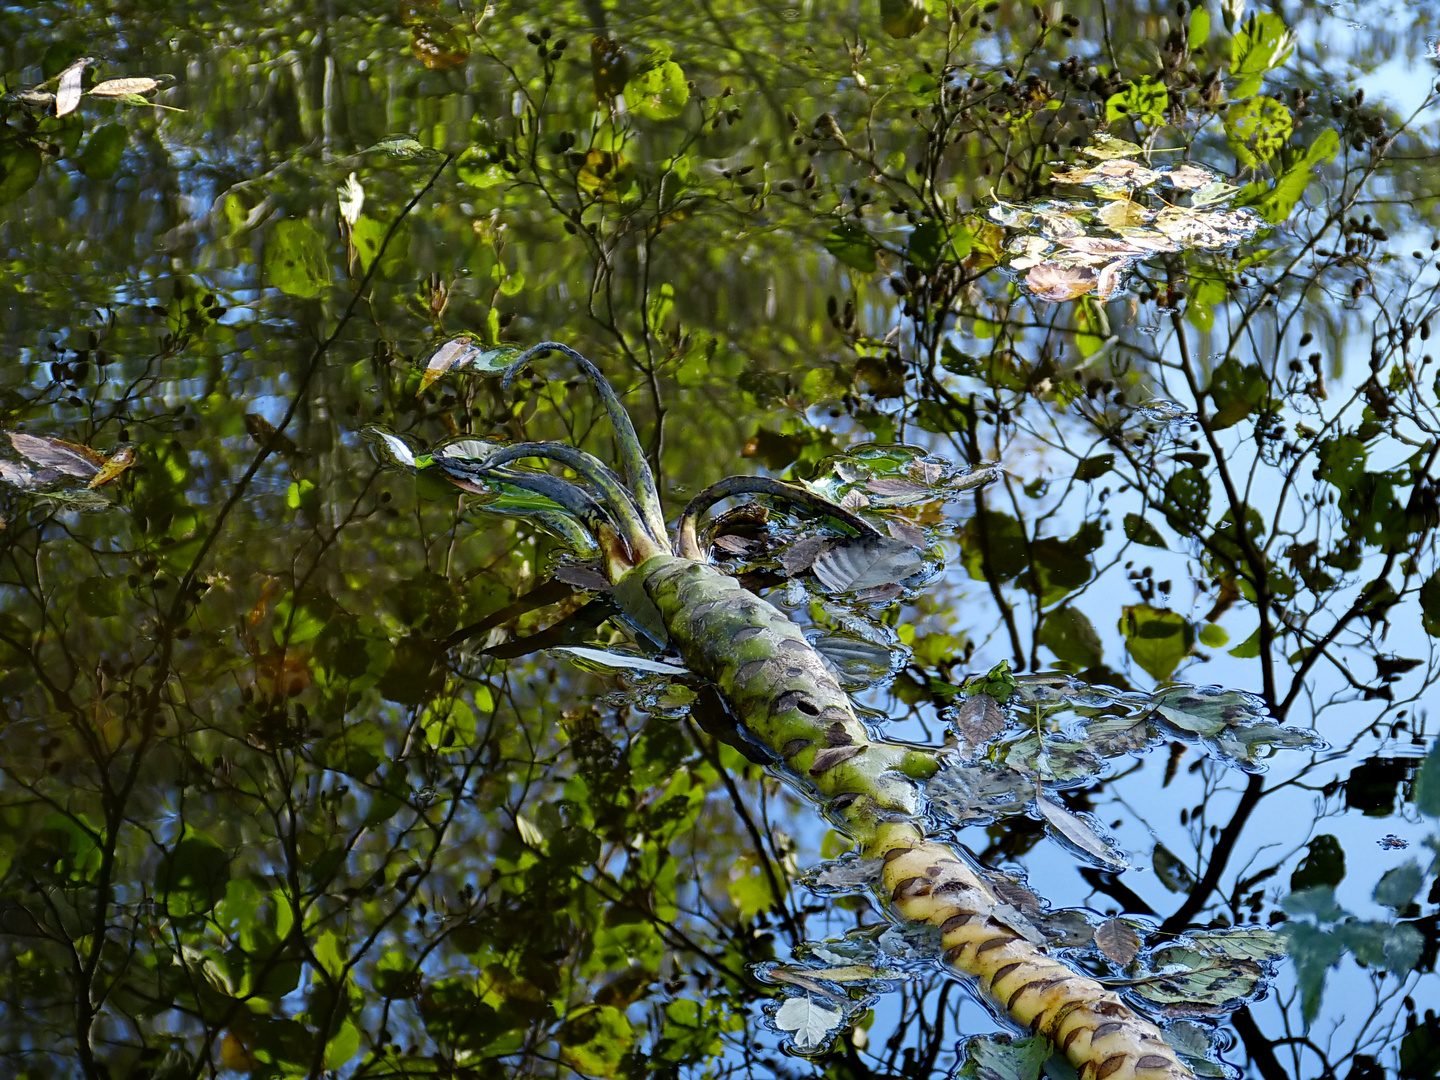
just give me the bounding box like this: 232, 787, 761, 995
2, 2, 1440, 1078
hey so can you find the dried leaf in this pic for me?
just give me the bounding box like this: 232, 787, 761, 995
1024, 263, 1097, 303
769, 994, 847, 1054
419, 337, 519, 391
88, 76, 167, 98
1096, 918, 1141, 964
54, 57, 94, 117
804, 855, 884, 893
838, 488, 871, 511
811, 535, 925, 593
1035, 793, 1128, 871
885, 517, 926, 549
88, 446, 135, 488
1095, 199, 1154, 229
947, 692, 1007, 754
853, 583, 903, 604
1164, 163, 1218, 189
711, 533, 755, 554
551, 646, 689, 677
867, 477, 932, 499
1095, 260, 1127, 300
337, 172, 364, 227
9, 433, 104, 478
780, 536, 827, 576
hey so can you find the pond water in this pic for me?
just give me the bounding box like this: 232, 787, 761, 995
2, 2, 1439, 1078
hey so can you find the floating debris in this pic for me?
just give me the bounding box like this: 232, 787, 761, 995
988, 139, 1264, 304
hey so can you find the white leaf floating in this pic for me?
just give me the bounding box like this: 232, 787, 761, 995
89, 76, 166, 98
366, 429, 417, 469
54, 57, 94, 117
811, 534, 926, 593
551, 646, 690, 677
770, 993, 847, 1054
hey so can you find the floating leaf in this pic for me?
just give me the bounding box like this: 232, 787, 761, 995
9, 432, 105, 478
1024, 263, 1096, 302
366, 429, 418, 469
1129, 926, 1283, 1018
551, 646, 689, 678
87, 446, 135, 488
1035, 794, 1128, 870
954, 1033, 1052, 1080
1096, 918, 1142, 965
54, 56, 93, 117
418, 338, 519, 391
88, 76, 168, 98
1164, 163, 1218, 189
811, 534, 925, 593
946, 693, 1007, 755
364, 134, 443, 159
769, 994, 847, 1054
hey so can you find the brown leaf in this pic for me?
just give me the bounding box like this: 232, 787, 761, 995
712, 533, 755, 555
949, 692, 1006, 752
1024, 263, 1097, 303
9, 433, 104, 477
89, 76, 166, 98
1095, 260, 1127, 300
886, 518, 926, 549
88, 446, 135, 488
1096, 917, 1141, 965
1163, 163, 1218, 189
839, 488, 871, 511
780, 536, 827, 576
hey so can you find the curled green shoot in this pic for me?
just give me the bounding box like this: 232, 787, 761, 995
503, 342, 669, 544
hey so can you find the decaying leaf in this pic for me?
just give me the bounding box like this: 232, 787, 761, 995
1035, 793, 1129, 871
89, 76, 170, 98
946, 692, 1007, 756
419, 337, 520, 391
10, 432, 105, 477
1024, 263, 1097, 302
55, 57, 94, 117
1164, 163, 1218, 189
811, 534, 926, 593
1125, 926, 1283, 1018
1095, 918, 1142, 964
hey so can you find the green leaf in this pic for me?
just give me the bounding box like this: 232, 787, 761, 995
1229, 12, 1295, 98
1161, 467, 1210, 533
76, 122, 127, 179
265, 218, 331, 298
351, 214, 409, 277
157, 834, 231, 918
823, 224, 878, 272
1419, 571, 1440, 637
1198, 623, 1229, 647
1039, 606, 1103, 668
1105, 77, 1169, 128
1238, 129, 1339, 224
1279, 921, 1341, 1030
1123, 513, 1168, 548
955, 1033, 1052, 1080
1228, 626, 1261, 658
0, 148, 44, 205
1073, 454, 1115, 482
1129, 928, 1283, 1018
625, 55, 689, 121
1120, 604, 1194, 681
78, 575, 124, 617
455, 145, 507, 189
1189, 7, 1211, 46
1374, 861, 1423, 910
1224, 96, 1292, 168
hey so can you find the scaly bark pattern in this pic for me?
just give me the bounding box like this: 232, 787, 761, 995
631, 554, 1193, 1080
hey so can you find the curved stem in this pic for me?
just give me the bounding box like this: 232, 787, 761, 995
503, 341, 669, 543
477, 441, 660, 557
675, 475, 884, 561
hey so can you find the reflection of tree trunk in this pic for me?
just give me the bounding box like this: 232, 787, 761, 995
584, 0, 608, 34
1231, 1005, 1292, 1080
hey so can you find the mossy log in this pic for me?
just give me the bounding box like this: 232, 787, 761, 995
629, 553, 1194, 1080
